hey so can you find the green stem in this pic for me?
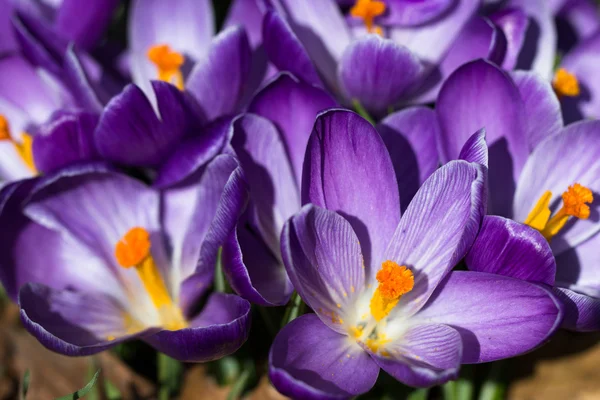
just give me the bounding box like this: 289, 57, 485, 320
479, 361, 507, 400
352, 99, 375, 125
443, 380, 457, 400
280, 292, 304, 328
158, 353, 182, 400
407, 388, 429, 400
215, 247, 226, 293
456, 365, 474, 400
226, 361, 254, 400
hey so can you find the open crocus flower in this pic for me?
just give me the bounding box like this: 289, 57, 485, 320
0, 161, 250, 361
222, 72, 337, 306
269, 109, 563, 398
437, 59, 600, 331
262, 0, 505, 114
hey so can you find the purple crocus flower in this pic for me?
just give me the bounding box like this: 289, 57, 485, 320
221, 72, 337, 306
269, 110, 562, 397
0, 158, 250, 361
436, 59, 600, 331
262, 0, 504, 114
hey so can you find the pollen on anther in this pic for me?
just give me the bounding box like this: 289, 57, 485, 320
115, 227, 151, 268
562, 183, 593, 219
0, 115, 11, 140
553, 68, 580, 97
376, 261, 414, 299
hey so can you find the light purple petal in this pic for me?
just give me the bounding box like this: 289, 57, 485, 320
510, 70, 563, 150
371, 324, 462, 387
338, 35, 423, 114
465, 216, 556, 286
62, 47, 104, 113
303, 110, 400, 277
186, 26, 252, 121
145, 293, 251, 362
458, 129, 488, 167
437, 60, 528, 217
269, 314, 379, 399
555, 232, 600, 291
383, 0, 456, 26
248, 73, 336, 183
558, 0, 600, 42
415, 271, 563, 363
281, 205, 366, 333
224, 0, 264, 48
553, 287, 600, 332
490, 8, 529, 70
384, 160, 486, 317
55, 0, 120, 50
262, 11, 323, 87
513, 120, 600, 254
377, 106, 440, 208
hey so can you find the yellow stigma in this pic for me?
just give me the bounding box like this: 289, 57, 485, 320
351, 0, 386, 35
553, 68, 580, 98
525, 184, 593, 241
0, 115, 36, 173
369, 261, 414, 322
115, 227, 187, 330
147, 44, 185, 90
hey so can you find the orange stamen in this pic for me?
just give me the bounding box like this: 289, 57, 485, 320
147, 44, 185, 90
0, 115, 36, 172
369, 261, 414, 322
351, 0, 386, 35
115, 227, 151, 268
553, 68, 580, 98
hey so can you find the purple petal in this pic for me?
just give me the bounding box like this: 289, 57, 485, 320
377, 106, 440, 208
281, 205, 366, 333
458, 129, 488, 167
154, 118, 232, 188
0, 0, 18, 54
553, 287, 600, 332
262, 11, 323, 87
490, 8, 529, 70
248, 73, 337, 183
513, 120, 600, 254
389, 0, 479, 68
186, 26, 252, 121
269, 314, 379, 399
338, 36, 422, 114
383, 0, 456, 26
32, 111, 99, 174
554, 231, 600, 291
224, 0, 264, 48
371, 324, 462, 387
437, 59, 528, 217
511, 70, 563, 150
54, 0, 120, 50
95, 82, 198, 167
146, 293, 251, 362
232, 114, 300, 253
19, 283, 151, 356
384, 160, 486, 317
303, 110, 400, 277
62, 47, 104, 113
465, 216, 556, 285
415, 271, 563, 363
557, 0, 600, 43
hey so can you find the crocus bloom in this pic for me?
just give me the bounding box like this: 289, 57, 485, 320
262, 0, 504, 114
269, 110, 563, 398
0, 159, 250, 361
437, 59, 600, 331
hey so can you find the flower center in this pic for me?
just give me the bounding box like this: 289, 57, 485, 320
369, 260, 414, 322
0, 115, 36, 173
553, 68, 580, 98
147, 44, 185, 90
115, 227, 187, 330
351, 0, 386, 35
525, 183, 593, 241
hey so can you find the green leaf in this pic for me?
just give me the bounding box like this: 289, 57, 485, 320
56, 369, 101, 400
19, 369, 30, 400
158, 353, 183, 400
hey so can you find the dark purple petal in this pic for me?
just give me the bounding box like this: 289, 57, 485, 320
465, 216, 556, 285
511, 70, 563, 150
384, 160, 486, 317
371, 324, 462, 387
55, 0, 120, 50
377, 107, 440, 208
437, 59, 528, 217
490, 8, 529, 70
62, 47, 103, 113
224, 0, 264, 48
281, 205, 366, 333
32, 111, 99, 174
154, 118, 232, 188
248, 73, 336, 183
262, 11, 322, 87
186, 26, 252, 121
0, 0, 18, 54
19, 283, 154, 356
458, 129, 488, 167
269, 314, 379, 400
513, 120, 600, 254
303, 110, 400, 276
95, 82, 197, 167
553, 287, 600, 332
146, 293, 251, 362
383, 0, 455, 26
338, 36, 422, 114
415, 271, 563, 363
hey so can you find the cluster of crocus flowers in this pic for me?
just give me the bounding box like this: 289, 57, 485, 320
1, 0, 600, 398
